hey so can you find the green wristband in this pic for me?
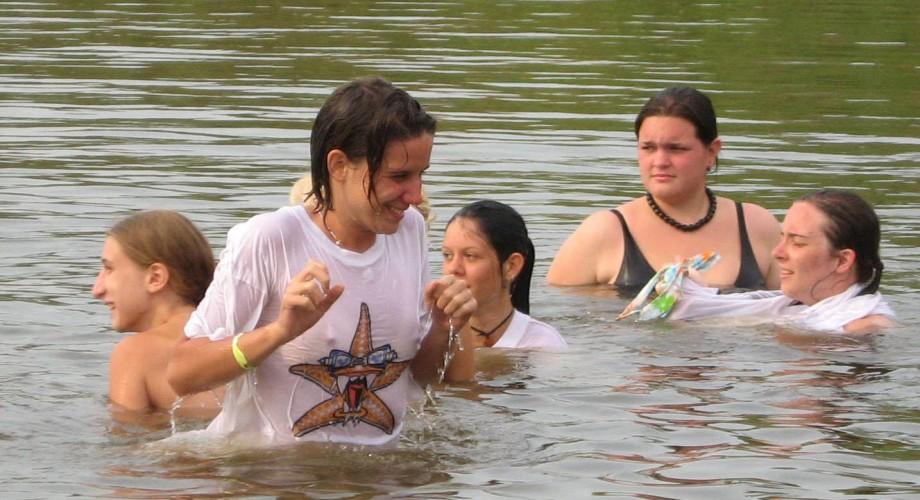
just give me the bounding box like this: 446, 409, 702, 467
231, 333, 253, 370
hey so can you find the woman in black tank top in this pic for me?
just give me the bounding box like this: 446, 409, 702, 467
611, 201, 764, 290
548, 87, 781, 292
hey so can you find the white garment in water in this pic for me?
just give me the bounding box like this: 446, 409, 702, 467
186, 205, 430, 445
493, 310, 567, 350
669, 280, 896, 332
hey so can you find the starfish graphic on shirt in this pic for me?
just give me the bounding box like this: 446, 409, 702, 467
288, 302, 409, 436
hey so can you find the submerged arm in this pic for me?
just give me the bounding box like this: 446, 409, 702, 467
843, 314, 897, 335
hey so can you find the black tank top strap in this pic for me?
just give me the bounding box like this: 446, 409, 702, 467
611, 209, 656, 289
733, 201, 766, 289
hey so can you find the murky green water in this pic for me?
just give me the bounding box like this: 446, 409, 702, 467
2, 1, 918, 497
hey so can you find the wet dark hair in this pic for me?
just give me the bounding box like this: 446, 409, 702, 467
634, 86, 719, 170
447, 200, 535, 314
308, 76, 437, 213
799, 189, 883, 294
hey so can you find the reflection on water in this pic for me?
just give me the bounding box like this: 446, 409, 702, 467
1, 0, 919, 497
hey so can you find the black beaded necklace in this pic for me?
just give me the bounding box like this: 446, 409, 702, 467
471, 309, 515, 338
645, 188, 717, 232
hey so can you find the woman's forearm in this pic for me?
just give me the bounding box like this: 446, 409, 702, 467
410, 324, 452, 388
442, 327, 476, 383
167, 323, 286, 395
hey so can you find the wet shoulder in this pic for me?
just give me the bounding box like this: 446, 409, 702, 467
578, 205, 630, 242
110, 331, 170, 370
224, 205, 306, 255
402, 206, 426, 234
739, 201, 781, 231
232, 206, 304, 240
739, 201, 782, 250
392, 206, 427, 251
523, 315, 567, 350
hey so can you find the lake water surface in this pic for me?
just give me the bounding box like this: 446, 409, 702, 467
2, 1, 919, 497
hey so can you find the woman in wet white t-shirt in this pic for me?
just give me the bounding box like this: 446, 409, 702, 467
166, 77, 476, 446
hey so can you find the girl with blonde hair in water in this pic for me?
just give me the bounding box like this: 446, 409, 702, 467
92, 210, 221, 418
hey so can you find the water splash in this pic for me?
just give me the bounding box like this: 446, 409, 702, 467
167, 390, 222, 436
437, 318, 461, 384
406, 395, 437, 434
168, 396, 184, 435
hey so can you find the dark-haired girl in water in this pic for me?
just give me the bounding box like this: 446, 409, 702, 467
442, 200, 566, 382
669, 190, 896, 334
549, 86, 781, 291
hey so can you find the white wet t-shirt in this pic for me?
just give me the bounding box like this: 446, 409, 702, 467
493, 310, 567, 350
669, 280, 896, 332
185, 205, 430, 446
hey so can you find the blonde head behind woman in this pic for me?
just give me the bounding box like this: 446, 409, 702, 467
289, 173, 433, 230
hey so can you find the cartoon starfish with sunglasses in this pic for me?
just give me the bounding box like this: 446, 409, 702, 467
288, 302, 410, 436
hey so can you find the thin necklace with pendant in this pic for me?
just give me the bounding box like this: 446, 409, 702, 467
471, 308, 515, 338
321, 214, 343, 247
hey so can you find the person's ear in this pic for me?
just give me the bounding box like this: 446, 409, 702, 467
326, 149, 350, 181
503, 252, 525, 283
708, 137, 722, 163
835, 248, 856, 275
146, 262, 169, 294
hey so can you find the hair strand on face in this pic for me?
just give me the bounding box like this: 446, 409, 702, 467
307, 77, 437, 214
798, 189, 883, 295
